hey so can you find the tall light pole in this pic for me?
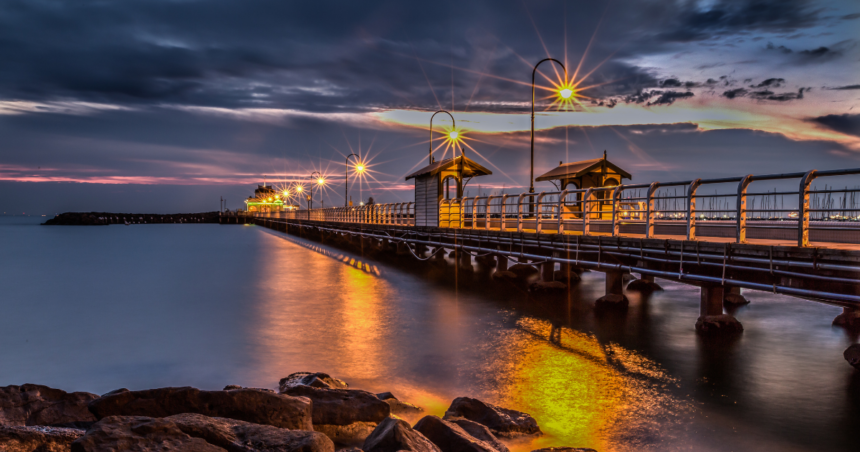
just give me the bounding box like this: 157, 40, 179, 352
310, 171, 322, 210
345, 153, 364, 207
429, 110, 456, 165
530, 58, 568, 213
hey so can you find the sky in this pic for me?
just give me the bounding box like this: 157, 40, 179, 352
1, 0, 858, 214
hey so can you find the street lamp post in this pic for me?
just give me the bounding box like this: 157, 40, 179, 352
345, 153, 364, 207
529, 58, 567, 213
429, 110, 456, 165
310, 171, 322, 210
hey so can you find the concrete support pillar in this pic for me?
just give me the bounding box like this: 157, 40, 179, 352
541, 262, 555, 282
696, 284, 743, 334
496, 254, 508, 271
595, 271, 629, 309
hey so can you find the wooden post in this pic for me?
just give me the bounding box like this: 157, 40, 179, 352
687, 179, 702, 240
799, 170, 817, 247
736, 175, 754, 244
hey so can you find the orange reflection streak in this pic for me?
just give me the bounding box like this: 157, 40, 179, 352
476, 317, 690, 452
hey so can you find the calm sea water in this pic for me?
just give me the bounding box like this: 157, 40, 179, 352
1, 216, 858, 451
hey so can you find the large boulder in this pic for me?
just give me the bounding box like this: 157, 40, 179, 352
413, 416, 498, 452
279, 373, 349, 392
0, 384, 99, 428
363, 417, 439, 452
0, 425, 84, 452
281, 386, 390, 445
87, 387, 312, 430
166, 413, 334, 452
695, 315, 743, 334
71, 416, 225, 452
446, 418, 508, 452
443, 397, 540, 438
375, 393, 423, 416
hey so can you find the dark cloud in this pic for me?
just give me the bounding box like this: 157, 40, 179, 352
751, 78, 785, 88
765, 42, 845, 62
750, 87, 808, 101
825, 84, 860, 90
841, 13, 860, 20
657, 0, 823, 42
723, 88, 748, 99
647, 91, 695, 106
811, 114, 860, 137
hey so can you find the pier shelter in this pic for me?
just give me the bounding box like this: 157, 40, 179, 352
535, 152, 632, 219
245, 184, 287, 213
406, 155, 492, 227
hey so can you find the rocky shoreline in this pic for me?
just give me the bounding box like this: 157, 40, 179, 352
42, 211, 220, 225
0, 373, 596, 452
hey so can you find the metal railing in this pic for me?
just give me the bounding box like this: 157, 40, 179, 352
264, 202, 416, 226
438, 167, 860, 247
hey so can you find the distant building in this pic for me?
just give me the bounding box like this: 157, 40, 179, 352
244, 184, 297, 212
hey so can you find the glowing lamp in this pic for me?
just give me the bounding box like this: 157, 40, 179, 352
317, 178, 325, 185
356, 164, 365, 173
449, 131, 459, 140
559, 88, 573, 99
297, 186, 303, 193
283, 190, 289, 196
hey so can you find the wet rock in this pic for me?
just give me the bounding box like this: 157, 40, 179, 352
375, 393, 423, 416
833, 309, 860, 332
442, 397, 540, 438
528, 280, 567, 292
338, 448, 364, 452
695, 315, 744, 334
166, 413, 335, 452
279, 373, 349, 391
594, 294, 629, 310
625, 279, 662, 292
723, 293, 749, 305
282, 386, 390, 446
844, 344, 860, 369
491, 270, 517, 280
223, 385, 274, 393
0, 425, 84, 452
0, 384, 98, 428
71, 416, 225, 452
446, 418, 509, 452
413, 415, 498, 452
87, 387, 312, 430
530, 448, 597, 452
507, 264, 538, 277
363, 417, 439, 452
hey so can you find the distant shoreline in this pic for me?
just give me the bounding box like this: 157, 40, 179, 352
42, 211, 219, 225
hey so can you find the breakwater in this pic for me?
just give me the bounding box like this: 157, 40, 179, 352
43, 212, 219, 225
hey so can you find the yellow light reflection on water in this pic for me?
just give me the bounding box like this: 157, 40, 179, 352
480, 318, 690, 452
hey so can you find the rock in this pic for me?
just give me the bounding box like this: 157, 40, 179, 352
844, 344, 860, 369
363, 417, 439, 452
594, 294, 629, 310
413, 416, 498, 452
723, 293, 749, 305
507, 264, 538, 277
223, 385, 275, 393
442, 397, 540, 438
695, 315, 744, 334
166, 413, 335, 452
71, 416, 225, 452
339, 448, 364, 452
223, 385, 243, 391
625, 279, 662, 292
282, 386, 390, 446
279, 373, 349, 391
528, 280, 567, 292
446, 418, 508, 452
621, 273, 636, 283
87, 387, 312, 430
0, 384, 99, 428
0, 425, 84, 452
530, 448, 597, 452
375, 393, 423, 416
